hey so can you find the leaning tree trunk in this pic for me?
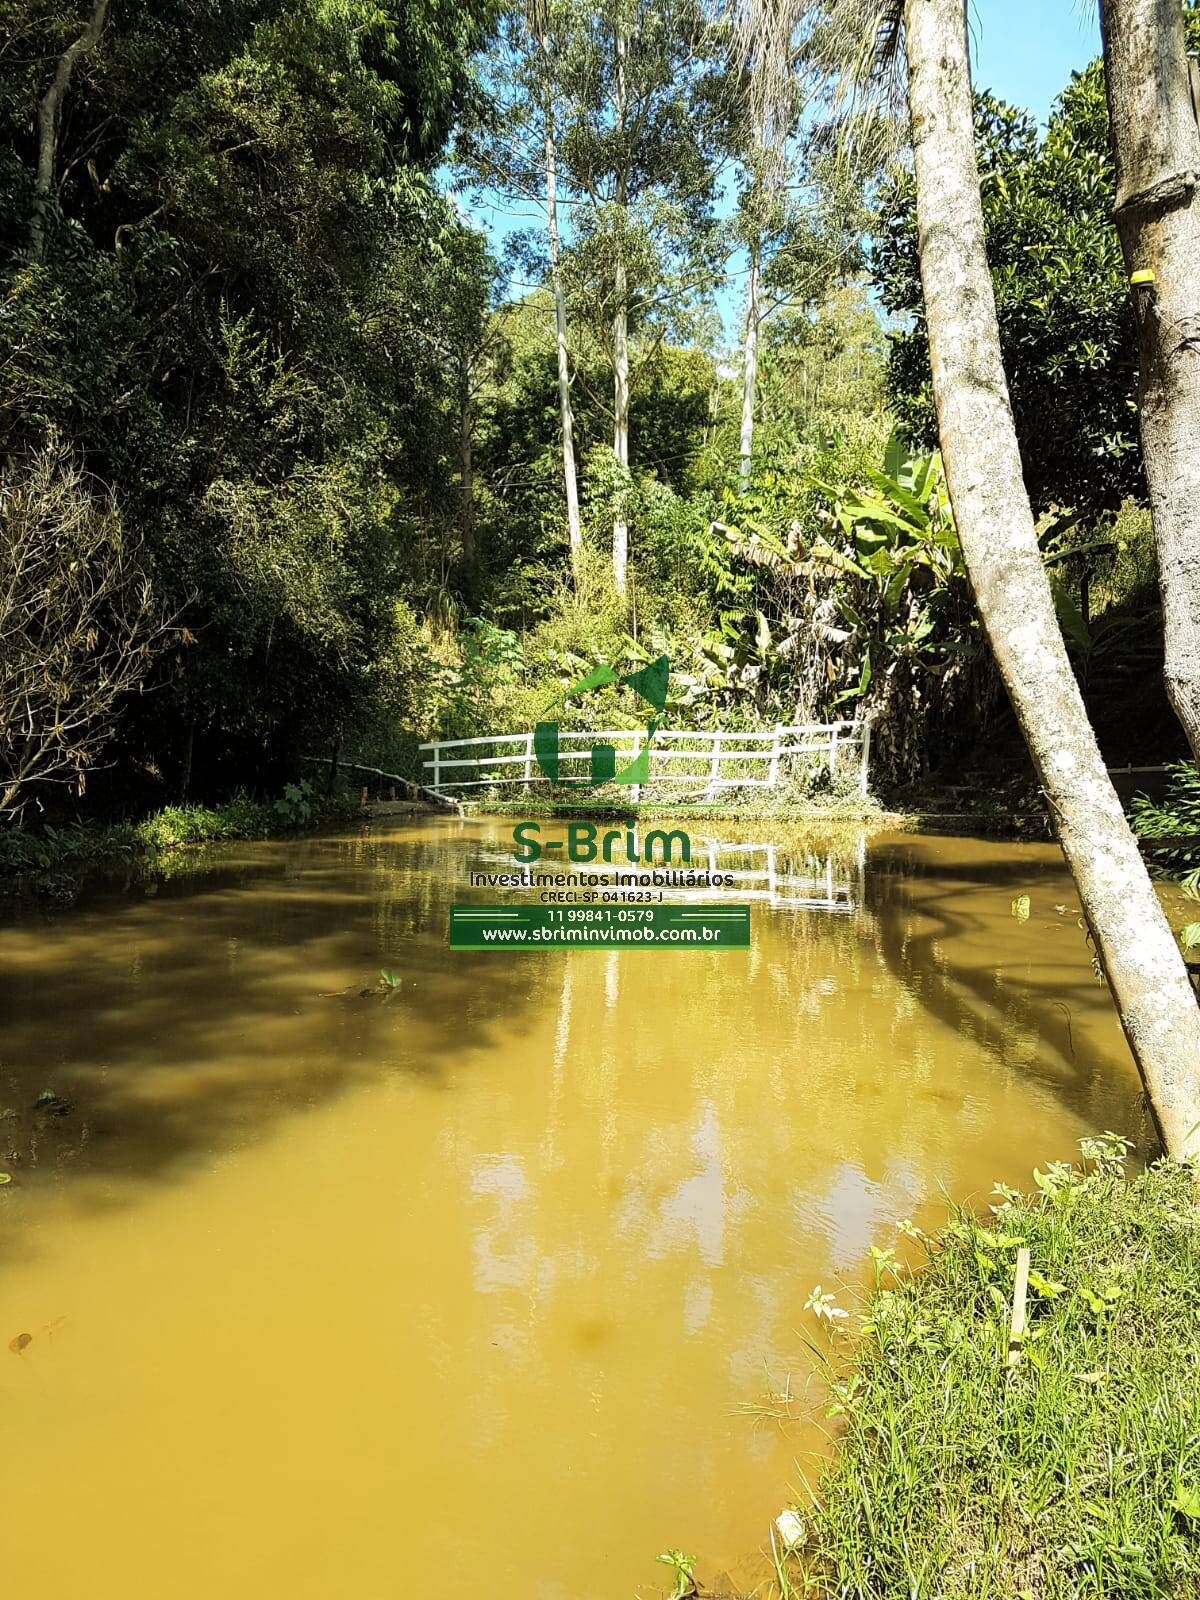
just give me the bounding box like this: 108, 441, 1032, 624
905, 0, 1200, 1159
543, 82, 582, 569
739, 239, 760, 490
1098, 0, 1200, 767
29, 0, 111, 263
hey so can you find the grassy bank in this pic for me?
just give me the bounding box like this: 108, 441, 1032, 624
0, 785, 363, 900
461, 785, 908, 829
777, 1138, 1200, 1600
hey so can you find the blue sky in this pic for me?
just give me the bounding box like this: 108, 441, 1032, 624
463, 2, 1105, 338
972, 0, 1099, 122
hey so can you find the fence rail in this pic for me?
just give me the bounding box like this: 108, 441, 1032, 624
419, 720, 871, 800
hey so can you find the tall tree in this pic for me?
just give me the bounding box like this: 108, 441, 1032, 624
557, 0, 725, 593
1098, 0, 1200, 766
739, 238, 761, 489
789, 0, 1200, 1156
459, 0, 584, 570
538, 6, 584, 569
732, 141, 870, 486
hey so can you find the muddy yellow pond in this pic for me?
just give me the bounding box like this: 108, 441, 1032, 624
0, 820, 1145, 1598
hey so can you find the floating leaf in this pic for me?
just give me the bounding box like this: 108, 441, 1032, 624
0, 1172, 11, 1185
1011, 894, 1031, 922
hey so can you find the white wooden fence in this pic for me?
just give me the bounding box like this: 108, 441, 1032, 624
419, 720, 871, 801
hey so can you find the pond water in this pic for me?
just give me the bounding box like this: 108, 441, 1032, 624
0, 818, 1148, 1598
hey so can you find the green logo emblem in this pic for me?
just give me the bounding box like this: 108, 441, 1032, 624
533, 654, 668, 790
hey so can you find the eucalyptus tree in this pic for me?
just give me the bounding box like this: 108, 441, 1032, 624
555, 0, 727, 593
732, 145, 872, 485
728, 0, 882, 489
458, 0, 585, 569
1097, 0, 1200, 767
749, 0, 1200, 1156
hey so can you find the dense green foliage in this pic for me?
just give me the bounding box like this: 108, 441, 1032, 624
875, 79, 1139, 516
787, 1141, 1200, 1599
1, 0, 489, 806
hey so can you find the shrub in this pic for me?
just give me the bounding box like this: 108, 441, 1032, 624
1130, 761, 1200, 881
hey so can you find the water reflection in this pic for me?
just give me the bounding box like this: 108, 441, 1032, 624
476, 826, 866, 911
0, 817, 1146, 1600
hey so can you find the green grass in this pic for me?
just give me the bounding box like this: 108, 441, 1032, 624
779, 1138, 1200, 1599
0, 789, 363, 899
460, 773, 904, 828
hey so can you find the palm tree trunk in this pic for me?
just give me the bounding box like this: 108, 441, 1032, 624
544, 85, 582, 569
739, 240, 760, 490
1098, 0, 1200, 766
905, 0, 1200, 1158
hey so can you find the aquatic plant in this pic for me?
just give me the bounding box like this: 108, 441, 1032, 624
655, 1549, 698, 1599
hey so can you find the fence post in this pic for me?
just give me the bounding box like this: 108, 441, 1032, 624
828, 725, 838, 778
631, 732, 642, 804
432, 743, 441, 794
709, 732, 722, 793
524, 730, 534, 793
768, 722, 783, 788
858, 718, 872, 799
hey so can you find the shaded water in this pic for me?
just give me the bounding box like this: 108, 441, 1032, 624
0, 818, 1147, 1598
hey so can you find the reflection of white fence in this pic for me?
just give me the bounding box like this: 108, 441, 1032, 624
476, 835, 865, 913
420, 721, 871, 801
687, 838, 865, 912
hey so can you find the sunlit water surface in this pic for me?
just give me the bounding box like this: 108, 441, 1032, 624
0, 818, 1147, 1598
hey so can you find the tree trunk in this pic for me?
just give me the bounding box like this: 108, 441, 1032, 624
457, 364, 476, 579
544, 89, 582, 570
29, 0, 112, 263
1098, 0, 1200, 766
739, 239, 760, 490
180, 721, 194, 801
905, 0, 1200, 1159
612, 22, 631, 599
613, 249, 630, 596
